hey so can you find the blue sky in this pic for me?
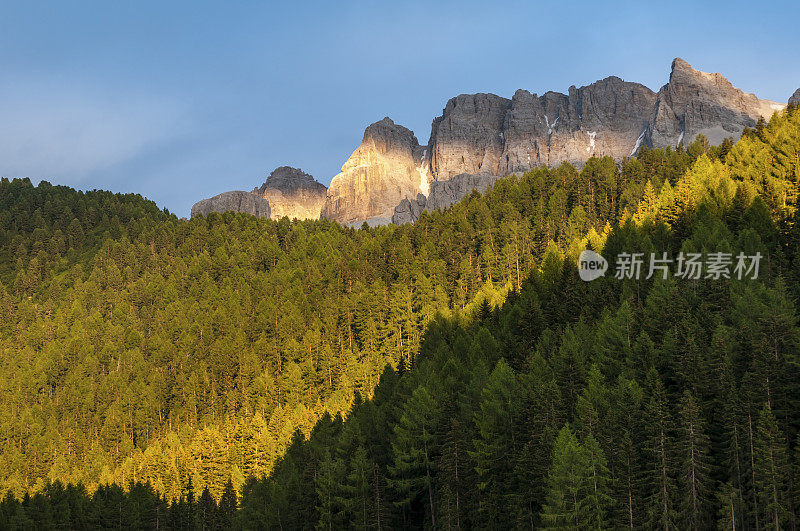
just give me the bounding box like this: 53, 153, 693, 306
1, 0, 798, 216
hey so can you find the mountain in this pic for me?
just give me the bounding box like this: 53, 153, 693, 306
387, 58, 784, 224
253, 166, 327, 220
790, 88, 800, 107
190, 190, 271, 218
647, 58, 785, 146
194, 58, 786, 225
320, 117, 428, 224
428, 77, 658, 179
392, 173, 498, 224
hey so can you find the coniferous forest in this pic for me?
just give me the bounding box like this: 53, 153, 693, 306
1, 108, 800, 528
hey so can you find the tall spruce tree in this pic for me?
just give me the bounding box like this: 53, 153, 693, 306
676, 390, 714, 529
754, 403, 792, 530
388, 385, 440, 529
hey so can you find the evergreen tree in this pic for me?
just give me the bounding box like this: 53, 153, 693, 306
315, 449, 344, 530
342, 446, 373, 530
539, 425, 590, 529
582, 433, 615, 529
471, 358, 523, 525
218, 479, 238, 529
754, 403, 792, 530
388, 385, 440, 528
198, 486, 219, 529
644, 371, 678, 530
676, 390, 714, 529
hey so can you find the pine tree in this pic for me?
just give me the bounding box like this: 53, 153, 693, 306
218, 478, 237, 529
582, 434, 615, 529
198, 486, 219, 529
388, 385, 440, 528
676, 390, 713, 530
753, 403, 792, 530
343, 446, 372, 530
657, 180, 678, 226
539, 425, 589, 529
438, 416, 470, 530
607, 376, 645, 529
718, 354, 751, 529
634, 180, 659, 223
315, 449, 344, 530
471, 358, 522, 525
514, 356, 563, 528
644, 371, 677, 530
716, 482, 743, 531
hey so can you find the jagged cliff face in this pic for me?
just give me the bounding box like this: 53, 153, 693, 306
254, 166, 327, 220
389, 58, 787, 224
195, 58, 789, 225
426, 59, 784, 184
191, 191, 271, 218
647, 58, 785, 147
321, 117, 428, 224
788, 88, 800, 107
427, 78, 658, 180
504, 77, 657, 169
392, 173, 499, 224
428, 94, 511, 180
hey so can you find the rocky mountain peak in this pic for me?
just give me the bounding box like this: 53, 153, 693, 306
321, 117, 428, 224
196, 59, 791, 226
790, 88, 800, 107
257, 166, 324, 195
253, 166, 327, 220
391, 58, 789, 225
668, 57, 736, 92
647, 58, 785, 147
362, 117, 423, 156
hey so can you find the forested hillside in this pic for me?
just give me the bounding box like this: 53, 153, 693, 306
1, 107, 799, 528
233, 109, 800, 529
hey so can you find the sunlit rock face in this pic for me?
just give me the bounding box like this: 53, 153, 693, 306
254, 166, 327, 220
386, 58, 788, 225
197, 59, 788, 226
321, 117, 429, 224
425, 58, 783, 184
191, 191, 271, 218
647, 58, 785, 147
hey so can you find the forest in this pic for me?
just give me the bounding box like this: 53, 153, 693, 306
0, 107, 799, 528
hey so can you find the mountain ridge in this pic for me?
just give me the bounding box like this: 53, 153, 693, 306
321, 57, 786, 225
193, 58, 788, 225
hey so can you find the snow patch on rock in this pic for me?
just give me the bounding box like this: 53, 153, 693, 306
630, 129, 646, 157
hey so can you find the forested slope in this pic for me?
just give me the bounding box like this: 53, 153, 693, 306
0, 137, 704, 499
0, 107, 799, 528
248, 190, 799, 529
233, 109, 800, 529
